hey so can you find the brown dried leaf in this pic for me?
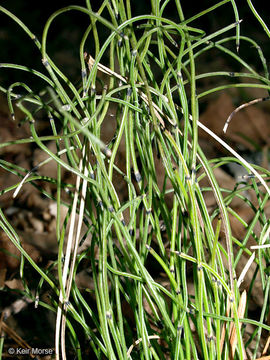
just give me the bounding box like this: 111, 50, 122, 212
5, 278, 25, 291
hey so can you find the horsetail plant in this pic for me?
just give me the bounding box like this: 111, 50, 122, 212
1, 1, 270, 359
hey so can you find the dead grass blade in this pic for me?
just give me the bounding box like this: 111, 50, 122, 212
229, 290, 247, 360
262, 333, 270, 356
223, 97, 270, 133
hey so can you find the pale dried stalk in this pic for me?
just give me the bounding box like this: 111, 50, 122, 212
219, 291, 247, 358
251, 244, 270, 249
262, 333, 270, 356
55, 154, 83, 360
237, 252, 255, 287
13, 146, 75, 199
61, 146, 89, 357
229, 290, 247, 359
198, 120, 270, 199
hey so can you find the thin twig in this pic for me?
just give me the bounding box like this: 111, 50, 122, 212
223, 96, 270, 133
127, 335, 160, 358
